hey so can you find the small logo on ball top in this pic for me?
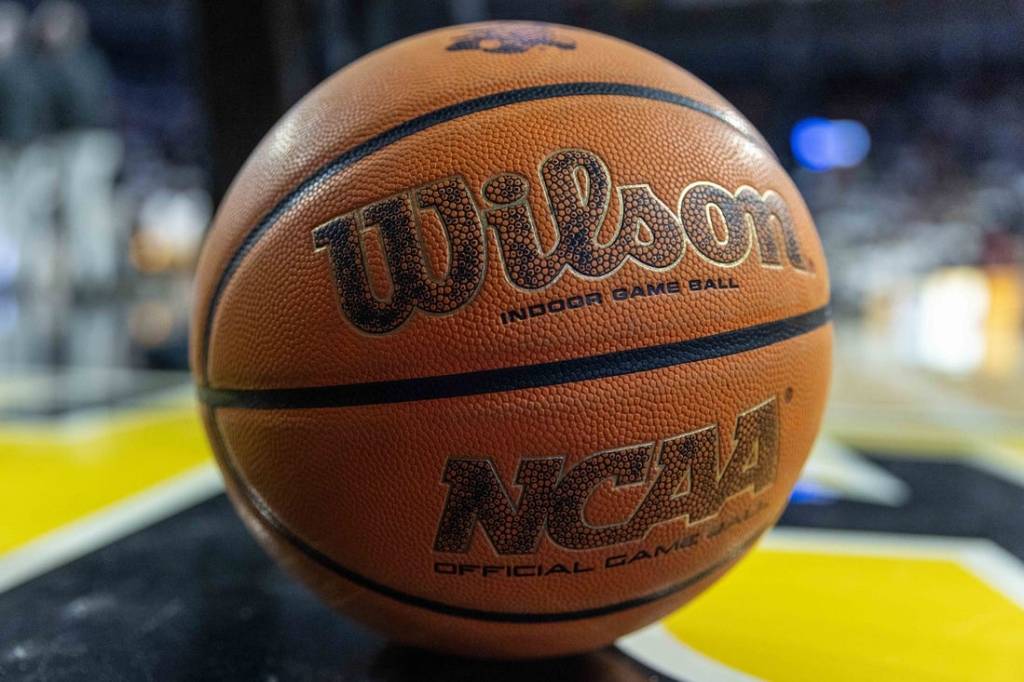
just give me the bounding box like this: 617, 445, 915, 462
446, 25, 576, 53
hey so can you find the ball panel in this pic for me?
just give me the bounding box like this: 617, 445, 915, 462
206, 325, 830, 617
190, 22, 768, 378
213, 435, 753, 659
203, 94, 826, 389
190, 20, 833, 657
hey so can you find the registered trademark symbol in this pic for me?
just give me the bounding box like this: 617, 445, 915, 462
784, 387, 794, 403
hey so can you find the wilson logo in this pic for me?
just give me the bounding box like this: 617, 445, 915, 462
433, 397, 779, 555
313, 149, 809, 334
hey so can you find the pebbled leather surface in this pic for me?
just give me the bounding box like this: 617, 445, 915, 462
191, 21, 833, 658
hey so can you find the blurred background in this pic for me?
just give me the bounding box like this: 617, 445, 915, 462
0, 2, 1022, 680
0, 0, 1021, 395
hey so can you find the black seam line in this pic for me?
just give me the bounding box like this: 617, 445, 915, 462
199, 81, 764, 383
198, 304, 830, 410
210, 404, 765, 623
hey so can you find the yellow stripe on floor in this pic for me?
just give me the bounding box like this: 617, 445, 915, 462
665, 547, 1024, 682
0, 405, 211, 554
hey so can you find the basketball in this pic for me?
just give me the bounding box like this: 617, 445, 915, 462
190, 20, 831, 659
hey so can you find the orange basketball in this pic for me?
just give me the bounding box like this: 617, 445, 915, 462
191, 21, 831, 658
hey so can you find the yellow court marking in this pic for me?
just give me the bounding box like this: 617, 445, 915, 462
664, 545, 1024, 682
995, 436, 1024, 462
0, 405, 211, 554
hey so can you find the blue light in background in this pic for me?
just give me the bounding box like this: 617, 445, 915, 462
789, 479, 838, 505
790, 117, 871, 172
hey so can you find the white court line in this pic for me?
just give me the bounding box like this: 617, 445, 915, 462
967, 442, 1024, 490
826, 413, 1024, 489
961, 542, 1024, 610
618, 622, 763, 682
0, 464, 223, 594
802, 435, 910, 506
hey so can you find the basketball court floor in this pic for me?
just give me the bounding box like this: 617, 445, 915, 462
1, 324, 1022, 681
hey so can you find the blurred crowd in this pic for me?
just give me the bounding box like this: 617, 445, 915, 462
799, 75, 1024, 374
803, 77, 1024, 309
0, 0, 112, 141
0, 1, 206, 369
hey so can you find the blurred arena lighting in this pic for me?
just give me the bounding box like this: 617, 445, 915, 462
915, 267, 989, 375
982, 266, 1023, 376
130, 188, 211, 274
790, 117, 871, 172
129, 300, 175, 348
